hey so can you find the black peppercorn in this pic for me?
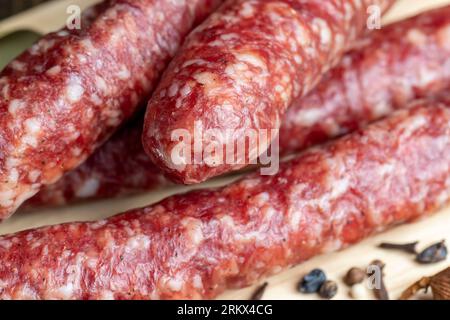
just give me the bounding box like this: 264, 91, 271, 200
298, 269, 327, 293
319, 280, 338, 299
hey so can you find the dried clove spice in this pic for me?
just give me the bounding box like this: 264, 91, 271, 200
400, 267, 450, 300
370, 259, 386, 270
416, 240, 448, 264
379, 241, 418, 254
344, 267, 366, 286
319, 281, 338, 299
250, 282, 268, 300
298, 269, 327, 293
367, 260, 389, 300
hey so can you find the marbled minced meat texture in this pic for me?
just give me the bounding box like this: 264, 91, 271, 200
280, 4, 450, 153
27, 6, 450, 208
0, 0, 223, 220
2, 99, 450, 299
24, 116, 172, 208
143, 0, 395, 184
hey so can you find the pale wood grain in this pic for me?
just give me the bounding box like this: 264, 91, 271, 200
0, 0, 450, 300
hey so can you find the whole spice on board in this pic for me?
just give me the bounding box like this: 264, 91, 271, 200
378, 241, 418, 254
400, 267, 450, 300
378, 240, 448, 264
416, 241, 448, 264
350, 283, 372, 300
367, 260, 389, 300
370, 259, 386, 270
250, 282, 268, 300
298, 269, 327, 293
344, 267, 366, 286
319, 281, 338, 299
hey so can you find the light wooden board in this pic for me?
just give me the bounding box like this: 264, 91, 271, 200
0, 0, 450, 300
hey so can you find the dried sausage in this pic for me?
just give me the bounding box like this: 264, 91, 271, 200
280, 5, 450, 153
24, 116, 172, 208
2, 99, 450, 299
27, 6, 450, 208
143, 0, 395, 184
0, 0, 222, 220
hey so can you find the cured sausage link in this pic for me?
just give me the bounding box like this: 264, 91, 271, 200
23, 116, 172, 208
0, 0, 222, 220
143, 0, 395, 184
2, 99, 450, 300
280, 5, 450, 153
27, 6, 450, 209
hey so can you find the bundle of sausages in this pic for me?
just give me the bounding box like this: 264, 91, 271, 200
26, 4, 450, 208
2, 98, 450, 299
143, 0, 396, 183
0, 0, 223, 220
1, 0, 450, 300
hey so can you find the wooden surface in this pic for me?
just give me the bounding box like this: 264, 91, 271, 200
0, 0, 450, 300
